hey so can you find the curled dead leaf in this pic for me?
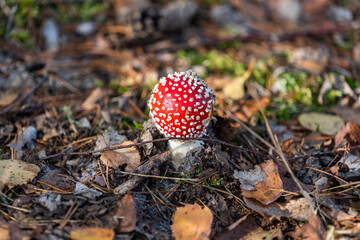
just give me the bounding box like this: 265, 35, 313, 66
245, 197, 312, 221
100, 141, 140, 171
171, 204, 213, 240
334, 122, 360, 147
234, 98, 269, 123
114, 193, 137, 233
234, 159, 283, 205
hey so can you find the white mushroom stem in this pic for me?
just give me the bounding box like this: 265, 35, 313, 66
168, 139, 203, 170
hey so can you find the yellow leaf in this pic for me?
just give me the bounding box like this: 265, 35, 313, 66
70, 228, 114, 240
171, 204, 213, 240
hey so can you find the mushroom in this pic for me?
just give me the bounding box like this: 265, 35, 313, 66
148, 70, 216, 169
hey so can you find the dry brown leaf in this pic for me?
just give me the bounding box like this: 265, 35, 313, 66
0, 220, 29, 240
0, 91, 19, 107
216, 214, 283, 240
289, 46, 329, 73
234, 98, 270, 123
81, 88, 107, 111
70, 228, 115, 240
215, 215, 261, 240
332, 105, 360, 126
0, 159, 40, 190
280, 138, 296, 158
171, 204, 213, 240
0, 221, 10, 240
114, 193, 137, 233
245, 197, 312, 221
234, 159, 283, 205
334, 122, 360, 147
100, 141, 140, 171
301, 214, 326, 240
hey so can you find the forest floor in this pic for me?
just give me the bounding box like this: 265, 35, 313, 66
1, 0, 360, 239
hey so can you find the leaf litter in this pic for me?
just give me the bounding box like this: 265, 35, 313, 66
1, 0, 360, 239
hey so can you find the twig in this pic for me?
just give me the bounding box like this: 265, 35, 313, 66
116, 170, 200, 182
274, 135, 316, 214
42, 136, 272, 160
40, 133, 360, 165
249, 87, 316, 214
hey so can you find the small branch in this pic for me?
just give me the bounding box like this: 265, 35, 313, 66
274, 135, 316, 214
42, 136, 272, 160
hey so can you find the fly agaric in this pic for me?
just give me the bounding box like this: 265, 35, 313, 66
149, 70, 215, 168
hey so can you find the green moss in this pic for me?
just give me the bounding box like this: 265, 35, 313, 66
13, 0, 39, 27
252, 58, 274, 87
94, 79, 105, 88
9, 29, 34, 49
109, 79, 129, 94
201, 0, 225, 6
177, 50, 245, 77
323, 89, 342, 107
345, 76, 360, 89
55, 1, 108, 22
132, 120, 144, 132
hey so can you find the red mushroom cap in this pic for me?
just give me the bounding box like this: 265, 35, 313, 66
149, 71, 215, 138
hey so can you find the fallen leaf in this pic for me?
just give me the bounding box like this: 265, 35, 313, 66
0, 220, 29, 240
0, 91, 18, 107
218, 216, 282, 239
0, 221, 10, 240
114, 193, 137, 233
81, 88, 108, 111
70, 228, 115, 240
94, 131, 127, 155
8, 126, 37, 151
215, 215, 261, 240
298, 112, 344, 135
234, 159, 283, 205
245, 197, 312, 221
327, 207, 357, 221
334, 122, 360, 147
280, 137, 296, 158
100, 141, 140, 171
234, 98, 270, 123
223, 77, 247, 100
0, 159, 40, 190
332, 104, 360, 126
301, 214, 326, 240
74, 182, 102, 200
336, 154, 360, 181
171, 204, 213, 240
302, 0, 330, 15
289, 46, 329, 73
